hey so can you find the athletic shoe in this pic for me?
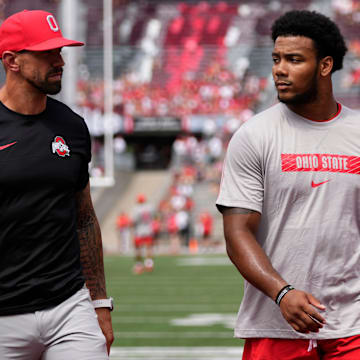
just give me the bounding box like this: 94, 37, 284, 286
133, 263, 144, 275
144, 258, 154, 272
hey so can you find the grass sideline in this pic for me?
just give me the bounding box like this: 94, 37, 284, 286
105, 254, 245, 347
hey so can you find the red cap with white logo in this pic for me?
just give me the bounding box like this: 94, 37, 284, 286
0, 9, 84, 58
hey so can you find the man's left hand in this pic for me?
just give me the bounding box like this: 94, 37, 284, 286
95, 308, 114, 354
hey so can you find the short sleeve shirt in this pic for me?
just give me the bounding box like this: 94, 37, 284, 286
0, 97, 91, 315
216, 103, 360, 339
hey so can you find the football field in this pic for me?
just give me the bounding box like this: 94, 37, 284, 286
105, 254, 244, 359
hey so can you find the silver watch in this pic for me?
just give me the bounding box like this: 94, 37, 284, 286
92, 297, 114, 311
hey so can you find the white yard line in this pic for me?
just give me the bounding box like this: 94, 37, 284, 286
112, 313, 236, 328
110, 347, 243, 360
108, 283, 238, 288
112, 316, 176, 323
115, 304, 237, 312
114, 331, 233, 338
176, 258, 232, 266
108, 279, 239, 285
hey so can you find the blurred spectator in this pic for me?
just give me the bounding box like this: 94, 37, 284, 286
207, 135, 223, 164
195, 211, 214, 251
116, 211, 132, 254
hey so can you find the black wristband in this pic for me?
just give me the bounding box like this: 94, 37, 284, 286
275, 285, 295, 306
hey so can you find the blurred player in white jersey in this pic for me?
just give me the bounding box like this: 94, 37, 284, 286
132, 193, 155, 274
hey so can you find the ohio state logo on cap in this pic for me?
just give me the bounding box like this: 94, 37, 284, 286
52, 136, 70, 157
46, 15, 59, 32
0, 10, 84, 59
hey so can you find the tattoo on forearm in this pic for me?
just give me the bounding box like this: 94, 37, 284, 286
221, 207, 256, 215
76, 190, 107, 300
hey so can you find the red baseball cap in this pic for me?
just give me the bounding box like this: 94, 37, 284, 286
137, 194, 146, 203
0, 10, 84, 58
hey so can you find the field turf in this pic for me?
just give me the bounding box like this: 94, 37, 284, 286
105, 254, 245, 348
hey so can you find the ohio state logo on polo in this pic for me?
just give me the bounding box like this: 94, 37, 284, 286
52, 136, 70, 157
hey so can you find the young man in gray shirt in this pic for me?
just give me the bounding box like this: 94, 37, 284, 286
217, 10, 360, 359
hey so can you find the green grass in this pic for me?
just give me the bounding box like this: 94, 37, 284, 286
105, 254, 245, 347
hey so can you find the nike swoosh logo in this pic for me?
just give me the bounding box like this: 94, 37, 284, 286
0, 141, 17, 151
311, 180, 330, 188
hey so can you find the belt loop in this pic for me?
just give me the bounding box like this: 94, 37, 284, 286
307, 339, 318, 352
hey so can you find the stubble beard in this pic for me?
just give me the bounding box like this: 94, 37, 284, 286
277, 66, 319, 106
25, 69, 62, 95
27, 78, 62, 95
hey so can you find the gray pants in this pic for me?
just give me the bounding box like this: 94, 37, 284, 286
0, 286, 108, 360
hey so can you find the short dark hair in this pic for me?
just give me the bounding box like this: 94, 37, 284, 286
271, 10, 347, 73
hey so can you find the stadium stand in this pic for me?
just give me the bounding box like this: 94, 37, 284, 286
2, 0, 360, 254
79, 0, 360, 254
2, 0, 58, 16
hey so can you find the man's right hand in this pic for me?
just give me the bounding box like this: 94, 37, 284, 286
279, 289, 326, 333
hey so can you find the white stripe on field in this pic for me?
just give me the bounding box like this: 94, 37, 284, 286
111, 281, 239, 296
114, 331, 233, 338
109, 281, 240, 286
112, 316, 173, 323
115, 304, 237, 312
176, 258, 232, 266
111, 314, 236, 324
116, 297, 237, 302
110, 346, 243, 360
109, 277, 238, 283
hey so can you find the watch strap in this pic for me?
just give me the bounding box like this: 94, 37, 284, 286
92, 297, 114, 311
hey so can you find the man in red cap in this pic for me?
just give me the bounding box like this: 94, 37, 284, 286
0, 10, 113, 359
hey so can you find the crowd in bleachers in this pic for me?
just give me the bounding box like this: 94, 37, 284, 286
332, 0, 360, 90
77, 1, 360, 244
2, 0, 360, 126
75, 0, 360, 139
0, 0, 360, 112
3, 0, 360, 254
76, 0, 273, 138
0, 0, 59, 21
105, 0, 360, 254
77, 60, 266, 120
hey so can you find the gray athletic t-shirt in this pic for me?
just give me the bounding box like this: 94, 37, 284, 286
216, 102, 360, 339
